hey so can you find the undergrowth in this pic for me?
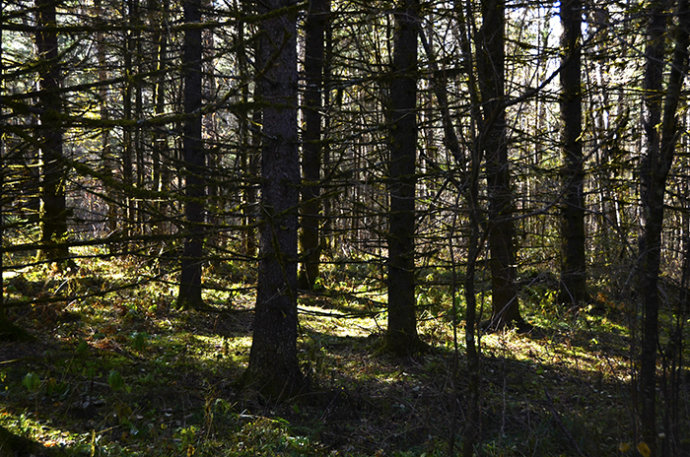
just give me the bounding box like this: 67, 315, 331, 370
0, 246, 688, 456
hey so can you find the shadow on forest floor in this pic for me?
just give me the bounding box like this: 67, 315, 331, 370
0, 254, 688, 457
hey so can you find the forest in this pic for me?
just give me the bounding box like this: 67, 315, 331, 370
0, 0, 689, 455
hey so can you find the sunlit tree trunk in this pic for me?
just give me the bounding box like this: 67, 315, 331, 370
246, 0, 303, 397
177, 0, 205, 309
36, 0, 69, 263
387, 0, 420, 355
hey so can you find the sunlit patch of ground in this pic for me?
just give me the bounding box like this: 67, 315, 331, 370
0, 247, 687, 456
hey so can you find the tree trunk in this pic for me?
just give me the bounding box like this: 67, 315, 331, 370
638, 0, 690, 453
133, 0, 144, 234
36, 0, 69, 263
320, 19, 333, 255
387, 0, 420, 355
246, 82, 260, 259
202, 0, 219, 249
476, 0, 522, 328
559, 0, 586, 306
298, 0, 329, 290
149, 0, 170, 238
177, 0, 205, 309
236, 0, 257, 259
246, 0, 303, 397
121, 0, 136, 251
94, 0, 118, 241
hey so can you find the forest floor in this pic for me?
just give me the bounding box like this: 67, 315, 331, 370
0, 246, 687, 456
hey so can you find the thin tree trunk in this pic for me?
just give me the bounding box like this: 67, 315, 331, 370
245, 82, 260, 259
298, 0, 329, 290
177, 0, 205, 309
150, 0, 170, 237
456, 2, 483, 453
638, 1, 667, 452
236, 0, 255, 258
638, 0, 690, 453
559, 0, 586, 306
387, 0, 420, 355
320, 19, 333, 255
133, 0, 144, 233
94, 0, 117, 240
122, 0, 135, 251
0, 1, 4, 326
202, 0, 218, 248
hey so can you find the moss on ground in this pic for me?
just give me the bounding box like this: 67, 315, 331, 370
0, 246, 687, 456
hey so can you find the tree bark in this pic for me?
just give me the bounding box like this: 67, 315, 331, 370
476, 0, 522, 328
638, 0, 690, 452
298, 0, 329, 290
94, 0, 118, 241
246, 0, 303, 397
120, 0, 136, 251
387, 0, 421, 355
177, 0, 205, 309
149, 0, 170, 237
36, 0, 69, 263
559, 0, 586, 306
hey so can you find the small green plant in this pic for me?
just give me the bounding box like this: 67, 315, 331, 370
175, 425, 198, 453
130, 331, 149, 352
107, 369, 125, 391
45, 377, 69, 398
75, 339, 89, 358
21, 372, 41, 392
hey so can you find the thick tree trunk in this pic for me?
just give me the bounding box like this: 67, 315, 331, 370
246, 0, 303, 397
387, 0, 420, 355
177, 0, 205, 309
559, 0, 586, 306
36, 0, 69, 263
298, 0, 329, 290
476, 0, 522, 328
